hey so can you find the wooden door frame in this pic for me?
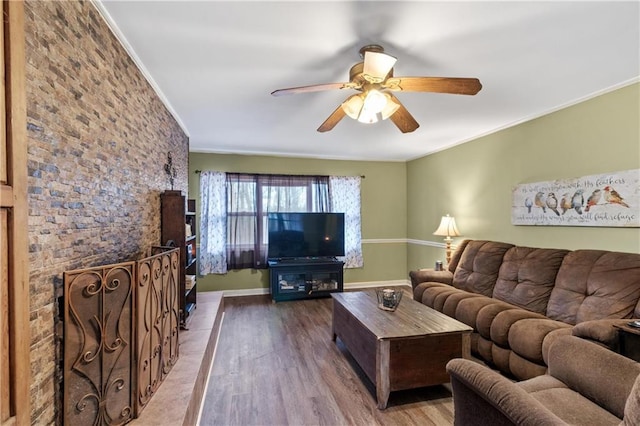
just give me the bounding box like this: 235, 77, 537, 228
0, 0, 30, 424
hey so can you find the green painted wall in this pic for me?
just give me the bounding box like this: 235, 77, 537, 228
188, 154, 407, 291
407, 83, 640, 271
188, 84, 639, 291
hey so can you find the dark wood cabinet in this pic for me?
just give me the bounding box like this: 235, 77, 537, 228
161, 190, 197, 327
268, 259, 344, 302
616, 323, 640, 362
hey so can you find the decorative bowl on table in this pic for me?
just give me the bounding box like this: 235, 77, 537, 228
376, 288, 403, 312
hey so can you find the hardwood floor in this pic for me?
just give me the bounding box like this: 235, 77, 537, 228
199, 292, 455, 425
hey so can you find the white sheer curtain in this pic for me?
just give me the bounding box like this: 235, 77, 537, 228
199, 171, 227, 274
329, 176, 363, 268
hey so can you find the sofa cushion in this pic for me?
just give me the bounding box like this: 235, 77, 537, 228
448, 239, 471, 273
431, 288, 463, 312
491, 344, 511, 374
476, 302, 520, 340
492, 247, 569, 314
492, 309, 548, 348
509, 351, 548, 380
421, 285, 459, 310
547, 250, 640, 324
442, 291, 483, 318
508, 318, 571, 364
413, 281, 451, 303
529, 387, 621, 425
518, 374, 566, 394
452, 240, 514, 296
456, 296, 511, 329
476, 335, 494, 363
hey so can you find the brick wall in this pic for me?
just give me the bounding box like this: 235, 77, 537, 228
24, 1, 189, 423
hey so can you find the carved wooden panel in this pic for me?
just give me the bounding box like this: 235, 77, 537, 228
64, 263, 135, 425
135, 247, 180, 416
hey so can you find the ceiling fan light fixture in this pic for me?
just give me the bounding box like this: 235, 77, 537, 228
359, 89, 398, 124
357, 108, 379, 124
363, 89, 388, 114
272, 43, 482, 133
341, 94, 365, 120
381, 94, 400, 120
342, 90, 397, 124
362, 50, 397, 83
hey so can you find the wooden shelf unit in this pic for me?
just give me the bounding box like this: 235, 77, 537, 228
161, 190, 197, 327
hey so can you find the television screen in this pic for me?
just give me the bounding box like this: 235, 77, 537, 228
267, 212, 345, 259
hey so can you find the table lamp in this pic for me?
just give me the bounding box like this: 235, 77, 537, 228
433, 214, 461, 265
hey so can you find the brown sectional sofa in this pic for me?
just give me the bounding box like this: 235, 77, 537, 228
410, 239, 640, 380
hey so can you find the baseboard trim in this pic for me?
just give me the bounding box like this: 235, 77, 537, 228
221, 279, 411, 298
222, 287, 270, 297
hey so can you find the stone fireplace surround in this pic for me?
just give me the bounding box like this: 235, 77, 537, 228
25, 1, 190, 423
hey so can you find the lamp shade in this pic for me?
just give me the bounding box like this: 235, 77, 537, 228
433, 214, 461, 237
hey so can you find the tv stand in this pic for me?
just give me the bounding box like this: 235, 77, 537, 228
268, 258, 344, 302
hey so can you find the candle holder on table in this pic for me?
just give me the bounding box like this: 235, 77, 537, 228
376, 288, 403, 312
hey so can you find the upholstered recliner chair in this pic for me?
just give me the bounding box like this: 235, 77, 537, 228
446, 335, 640, 426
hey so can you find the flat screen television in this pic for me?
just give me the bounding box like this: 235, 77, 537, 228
267, 212, 345, 259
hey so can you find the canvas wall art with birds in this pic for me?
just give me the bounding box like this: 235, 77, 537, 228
511, 169, 638, 227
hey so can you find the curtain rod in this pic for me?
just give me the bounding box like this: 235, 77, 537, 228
194, 170, 365, 178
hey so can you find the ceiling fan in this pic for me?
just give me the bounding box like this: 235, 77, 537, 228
271, 45, 482, 133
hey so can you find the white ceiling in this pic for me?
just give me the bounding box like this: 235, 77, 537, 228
96, 1, 640, 161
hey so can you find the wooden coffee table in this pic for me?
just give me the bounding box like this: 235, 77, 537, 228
331, 290, 472, 409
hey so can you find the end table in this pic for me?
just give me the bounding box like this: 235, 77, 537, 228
614, 323, 640, 362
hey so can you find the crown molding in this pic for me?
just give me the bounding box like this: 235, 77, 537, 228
91, 0, 190, 137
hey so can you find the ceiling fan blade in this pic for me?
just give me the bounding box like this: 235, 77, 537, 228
317, 105, 347, 132
384, 77, 482, 95
271, 82, 351, 97
363, 51, 397, 82
387, 94, 419, 133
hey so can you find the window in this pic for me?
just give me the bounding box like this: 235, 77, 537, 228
199, 172, 362, 274
226, 174, 329, 269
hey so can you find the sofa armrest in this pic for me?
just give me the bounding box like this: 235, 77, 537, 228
572, 318, 635, 350
548, 335, 640, 419
409, 268, 453, 290
446, 359, 566, 426
541, 327, 573, 366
